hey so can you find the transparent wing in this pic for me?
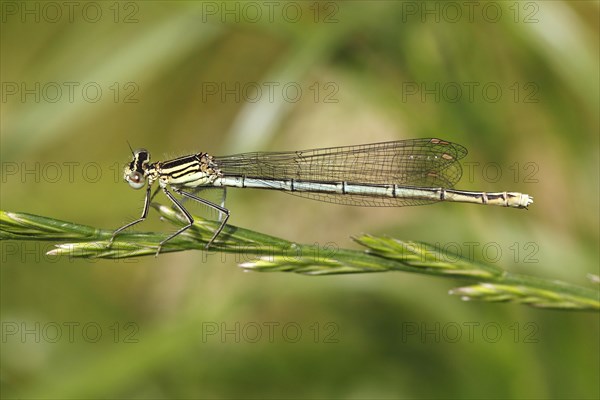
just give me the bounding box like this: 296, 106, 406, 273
214, 138, 468, 207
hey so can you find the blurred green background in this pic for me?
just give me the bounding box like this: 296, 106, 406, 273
1, 1, 598, 399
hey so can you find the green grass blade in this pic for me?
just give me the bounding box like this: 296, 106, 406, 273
1, 208, 598, 311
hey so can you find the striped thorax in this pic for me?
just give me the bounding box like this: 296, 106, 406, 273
124, 149, 221, 190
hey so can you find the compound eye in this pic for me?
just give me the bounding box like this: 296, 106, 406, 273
133, 148, 149, 158
126, 171, 145, 189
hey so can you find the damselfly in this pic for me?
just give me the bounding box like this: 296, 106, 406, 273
109, 138, 533, 255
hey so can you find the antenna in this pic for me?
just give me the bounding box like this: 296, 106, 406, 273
126, 140, 134, 156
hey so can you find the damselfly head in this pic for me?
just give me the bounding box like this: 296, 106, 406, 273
124, 149, 150, 189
